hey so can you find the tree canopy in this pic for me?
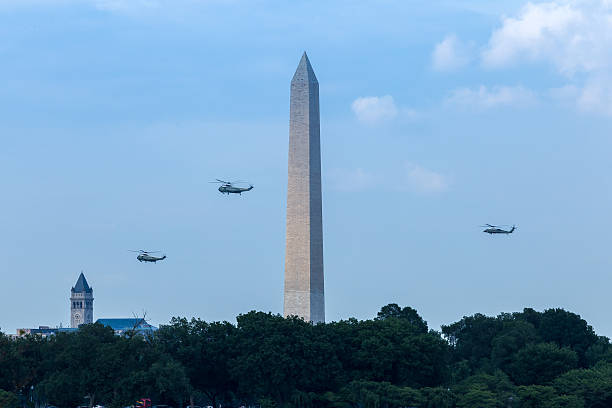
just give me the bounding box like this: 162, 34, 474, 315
0, 305, 610, 408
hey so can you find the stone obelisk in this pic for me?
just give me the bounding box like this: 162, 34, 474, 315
284, 52, 325, 323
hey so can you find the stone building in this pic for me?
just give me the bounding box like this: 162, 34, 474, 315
70, 272, 94, 328
14, 273, 157, 337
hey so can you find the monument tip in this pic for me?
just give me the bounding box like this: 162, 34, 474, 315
293, 51, 317, 83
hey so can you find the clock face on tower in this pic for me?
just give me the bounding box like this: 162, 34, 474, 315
74, 313, 81, 321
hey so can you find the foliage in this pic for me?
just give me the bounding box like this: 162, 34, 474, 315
454, 370, 515, 406
507, 343, 578, 385
490, 320, 538, 370
376, 303, 428, 333
516, 385, 585, 408
0, 389, 18, 408
537, 309, 597, 367
442, 313, 503, 370
553, 363, 612, 408
155, 317, 235, 406
0, 305, 610, 407
420, 387, 456, 408
455, 385, 500, 408
339, 380, 422, 408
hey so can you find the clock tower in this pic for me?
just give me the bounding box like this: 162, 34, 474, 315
70, 272, 93, 328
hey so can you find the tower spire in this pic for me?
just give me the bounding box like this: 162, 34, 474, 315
70, 272, 94, 327
72, 271, 92, 293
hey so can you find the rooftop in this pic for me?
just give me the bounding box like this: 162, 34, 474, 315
72, 272, 92, 293
95, 318, 157, 333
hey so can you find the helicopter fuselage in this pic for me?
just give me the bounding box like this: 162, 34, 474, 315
137, 254, 167, 263
219, 185, 253, 195
484, 227, 515, 234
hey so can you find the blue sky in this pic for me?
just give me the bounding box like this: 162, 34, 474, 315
2, 0, 612, 337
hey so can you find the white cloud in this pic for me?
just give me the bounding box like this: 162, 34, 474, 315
328, 163, 449, 194
328, 163, 450, 194
432, 34, 472, 71
481, 0, 612, 114
399, 107, 419, 120
351, 95, 398, 123
403, 163, 449, 194
327, 168, 376, 192
445, 85, 537, 109
573, 76, 612, 114
482, 2, 586, 73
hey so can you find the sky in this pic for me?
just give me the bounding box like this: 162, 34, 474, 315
2, 0, 612, 337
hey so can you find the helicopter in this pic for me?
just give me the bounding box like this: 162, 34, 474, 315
210, 179, 254, 195
129, 250, 167, 263
481, 224, 516, 235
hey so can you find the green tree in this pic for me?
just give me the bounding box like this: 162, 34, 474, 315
0, 333, 49, 395
154, 317, 237, 407
376, 304, 428, 333
507, 343, 578, 385
491, 320, 539, 371
0, 333, 18, 392
537, 309, 597, 366
513, 308, 542, 330
339, 381, 422, 408
420, 387, 456, 408
517, 385, 557, 408
145, 356, 190, 406
314, 391, 353, 408
553, 363, 612, 408
41, 323, 125, 407
0, 389, 18, 408
454, 371, 515, 405
516, 385, 585, 408
442, 313, 503, 370
456, 385, 500, 408
584, 336, 612, 367
229, 312, 342, 404
329, 317, 449, 388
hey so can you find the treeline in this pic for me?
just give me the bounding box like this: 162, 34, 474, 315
1, 304, 612, 408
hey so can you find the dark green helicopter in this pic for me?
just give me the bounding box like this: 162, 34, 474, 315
210, 179, 254, 195
481, 224, 516, 235
129, 250, 167, 263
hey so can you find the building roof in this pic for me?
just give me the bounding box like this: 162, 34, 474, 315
95, 318, 157, 332
72, 272, 92, 293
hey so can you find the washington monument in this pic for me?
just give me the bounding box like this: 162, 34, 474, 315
283, 52, 325, 323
